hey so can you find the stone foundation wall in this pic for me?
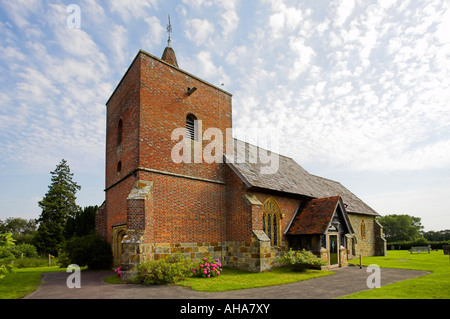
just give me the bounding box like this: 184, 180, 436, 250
119, 232, 289, 278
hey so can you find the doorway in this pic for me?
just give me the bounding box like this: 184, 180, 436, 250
328, 234, 339, 265
112, 224, 127, 268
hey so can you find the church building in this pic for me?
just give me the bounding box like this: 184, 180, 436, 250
95, 38, 386, 276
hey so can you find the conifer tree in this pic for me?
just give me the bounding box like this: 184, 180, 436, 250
34, 159, 81, 255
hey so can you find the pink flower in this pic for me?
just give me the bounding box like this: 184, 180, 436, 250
203, 258, 207, 261
207, 275, 210, 278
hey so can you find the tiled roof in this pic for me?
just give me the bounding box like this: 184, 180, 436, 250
224, 139, 379, 216
286, 196, 341, 235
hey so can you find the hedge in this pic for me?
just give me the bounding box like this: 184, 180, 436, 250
387, 240, 450, 250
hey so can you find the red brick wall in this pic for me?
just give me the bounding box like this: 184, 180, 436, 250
103, 53, 142, 243
224, 165, 253, 242
138, 170, 226, 244
138, 52, 232, 182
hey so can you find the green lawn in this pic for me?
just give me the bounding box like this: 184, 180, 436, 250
0, 266, 65, 299
342, 250, 450, 299
176, 266, 333, 292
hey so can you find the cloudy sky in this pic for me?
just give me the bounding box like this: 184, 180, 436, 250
1, 0, 449, 231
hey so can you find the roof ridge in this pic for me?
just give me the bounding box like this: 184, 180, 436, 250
232, 138, 294, 160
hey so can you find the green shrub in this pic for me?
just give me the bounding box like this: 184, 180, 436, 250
278, 249, 327, 272
387, 240, 450, 250
135, 253, 193, 285
0, 233, 15, 279
11, 243, 38, 258
61, 233, 112, 270
12, 257, 49, 268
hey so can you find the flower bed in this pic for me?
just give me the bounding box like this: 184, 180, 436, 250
193, 257, 223, 278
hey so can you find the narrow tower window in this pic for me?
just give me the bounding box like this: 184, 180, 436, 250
360, 219, 366, 239
186, 114, 197, 141
117, 119, 123, 146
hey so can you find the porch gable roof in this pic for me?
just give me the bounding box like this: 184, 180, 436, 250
286, 196, 350, 235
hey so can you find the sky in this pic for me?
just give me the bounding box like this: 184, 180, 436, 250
0, 0, 449, 232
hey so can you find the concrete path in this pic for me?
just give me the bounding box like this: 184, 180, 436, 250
25, 266, 430, 299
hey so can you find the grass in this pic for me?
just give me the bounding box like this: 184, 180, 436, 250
341, 250, 450, 299
176, 266, 334, 292
0, 266, 66, 299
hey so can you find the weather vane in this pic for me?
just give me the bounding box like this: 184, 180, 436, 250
167, 15, 173, 47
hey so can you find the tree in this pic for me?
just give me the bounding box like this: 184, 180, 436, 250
377, 214, 423, 242
65, 205, 98, 239
0, 233, 15, 279
34, 159, 81, 255
1, 218, 37, 245
423, 230, 450, 242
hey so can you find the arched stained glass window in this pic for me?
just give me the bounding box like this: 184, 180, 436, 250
262, 197, 282, 246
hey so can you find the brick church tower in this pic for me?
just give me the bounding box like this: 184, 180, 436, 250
96, 41, 233, 272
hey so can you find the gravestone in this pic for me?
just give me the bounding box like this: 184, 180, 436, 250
443, 245, 450, 255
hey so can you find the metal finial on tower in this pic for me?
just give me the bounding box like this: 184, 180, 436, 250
166, 15, 173, 47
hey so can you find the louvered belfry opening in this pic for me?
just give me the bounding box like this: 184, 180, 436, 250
186, 114, 196, 140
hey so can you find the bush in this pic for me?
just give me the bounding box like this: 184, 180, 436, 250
13, 257, 49, 268
11, 243, 38, 258
278, 249, 327, 272
135, 253, 193, 285
388, 240, 450, 250
0, 233, 15, 279
192, 257, 223, 278
61, 233, 112, 270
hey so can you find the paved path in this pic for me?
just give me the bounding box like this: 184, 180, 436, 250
25, 266, 430, 299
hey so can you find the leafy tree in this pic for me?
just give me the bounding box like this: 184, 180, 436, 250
65, 205, 98, 239
377, 214, 423, 242
0, 233, 15, 279
1, 218, 37, 245
423, 230, 450, 241
34, 159, 81, 255
60, 233, 112, 270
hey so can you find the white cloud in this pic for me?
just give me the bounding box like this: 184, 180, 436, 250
217, 0, 240, 38
0, 0, 43, 28
142, 16, 165, 50
181, 0, 212, 8
108, 0, 158, 21
288, 37, 316, 80
185, 19, 215, 46
109, 25, 129, 67
267, 1, 305, 39
333, 0, 355, 27
436, 7, 450, 44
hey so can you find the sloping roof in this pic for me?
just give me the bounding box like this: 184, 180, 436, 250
286, 196, 341, 235
224, 139, 379, 216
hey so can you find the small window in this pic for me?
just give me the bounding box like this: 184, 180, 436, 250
360, 219, 366, 239
117, 161, 122, 174
186, 114, 197, 140
117, 119, 123, 146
